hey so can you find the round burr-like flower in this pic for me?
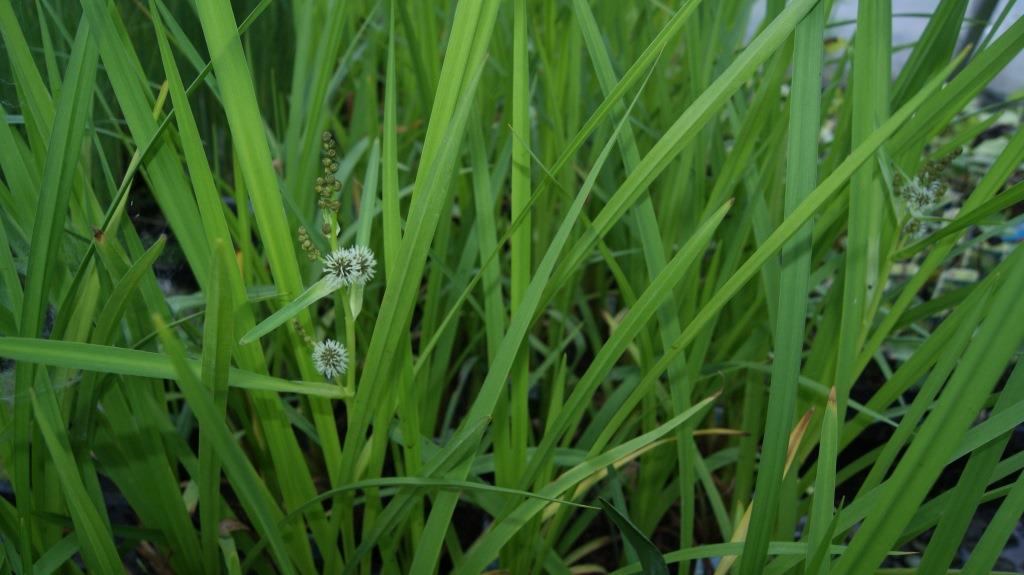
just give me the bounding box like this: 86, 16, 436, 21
343, 245, 376, 286
312, 339, 348, 380
323, 249, 354, 288
321, 245, 376, 288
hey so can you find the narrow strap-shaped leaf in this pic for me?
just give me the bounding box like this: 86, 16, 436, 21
153, 315, 301, 575
240, 277, 338, 345
30, 533, 78, 575
609, 541, 869, 575
12, 16, 99, 571
149, 1, 335, 557
834, 245, 1024, 573
78, 0, 211, 284
199, 241, 235, 575
554, 0, 818, 287
523, 199, 733, 489
0, 338, 346, 399
743, 2, 825, 570
31, 389, 122, 574
454, 394, 719, 574
283, 476, 598, 526
599, 498, 670, 575
960, 466, 1024, 575
917, 362, 1024, 572
628, 51, 964, 405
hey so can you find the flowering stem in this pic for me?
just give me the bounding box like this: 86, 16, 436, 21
329, 289, 358, 570
327, 288, 359, 541
325, 208, 339, 249
341, 288, 357, 397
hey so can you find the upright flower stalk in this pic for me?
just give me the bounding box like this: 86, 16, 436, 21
322, 245, 376, 395
298, 133, 378, 396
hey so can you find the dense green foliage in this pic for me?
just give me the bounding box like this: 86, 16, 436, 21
2, 0, 1024, 573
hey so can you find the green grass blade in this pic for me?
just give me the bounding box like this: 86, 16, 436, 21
891, 0, 969, 107
740, 2, 824, 571
960, 467, 1024, 575
11, 16, 98, 570
199, 241, 235, 575
0, 338, 346, 399
833, 249, 1024, 574
150, 2, 336, 555
502, 0, 531, 531
524, 200, 733, 489
347, 0, 499, 446
381, 0, 402, 277
454, 394, 719, 574
30, 389, 121, 574
407, 47, 640, 571
917, 362, 1024, 572
834, 0, 890, 422
555, 0, 818, 284
284, 477, 598, 525
31, 533, 78, 575
78, 0, 211, 284
629, 51, 963, 401
191, 0, 303, 299
154, 315, 304, 575
807, 388, 839, 572
599, 498, 669, 575
239, 277, 338, 345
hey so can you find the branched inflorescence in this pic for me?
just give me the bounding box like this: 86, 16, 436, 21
297, 133, 345, 260
297, 132, 379, 383
297, 226, 321, 260
317, 131, 342, 233
897, 147, 960, 238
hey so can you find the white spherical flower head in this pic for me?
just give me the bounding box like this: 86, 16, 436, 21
322, 249, 354, 288
343, 245, 376, 286
312, 339, 349, 380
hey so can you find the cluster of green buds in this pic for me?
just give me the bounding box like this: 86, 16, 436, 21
896, 148, 960, 212
316, 131, 342, 233
896, 147, 961, 238
897, 175, 945, 212
292, 318, 315, 347
297, 226, 322, 260
920, 147, 960, 182
902, 218, 926, 239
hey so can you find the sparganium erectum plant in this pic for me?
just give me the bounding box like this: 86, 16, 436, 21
2, 2, 1024, 575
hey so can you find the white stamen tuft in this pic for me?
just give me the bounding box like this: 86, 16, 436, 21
312, 339, 348, 380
